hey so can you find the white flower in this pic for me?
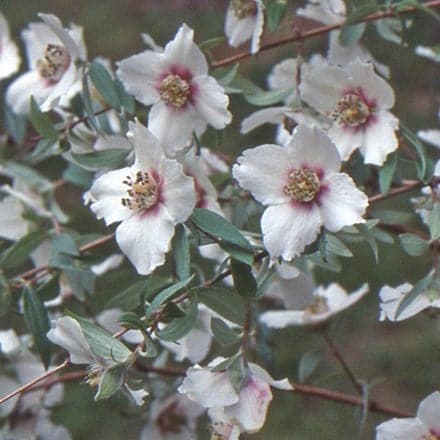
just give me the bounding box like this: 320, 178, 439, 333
300, 59, 399, 165
296, 0, 346, 25
225, 0, 265, 54
96, 308, 143, 345
240, 54, 328, 143
379, 283, 440, 322
376, 391, 440, 439
178, 359, 292, 434
0, 329, 21, 356
233, 124, 368, 260
0, 12, 20, 80
140, 394, 204, 440
6, 13, 86, 114
418, 107, 440, 149
261, 282, 368, 327
47, 316, 96, 365
117, 24, 231, 154
327, 31, 390, 78
89, 120, 196, 275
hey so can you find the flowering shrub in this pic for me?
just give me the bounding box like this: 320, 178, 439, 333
0, 1, 439, 439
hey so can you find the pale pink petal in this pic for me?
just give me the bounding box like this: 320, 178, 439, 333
248, 363, 292, 390
261, 203, 322, 260
116, 51, 164, 105
178, 367, 239, 407
287, 124, 341, 173
241, 106, 291, 134
192, 75, 232, 129
376, 418, 429, 440
160, 159, 196, 222
327, 124, 364, 161
89, 167, 133, 225
319, 172, 368, 232
232, 144, 290, 205
115, 204, 175, 275
417, 391, 440, 434
418, 129, 440, 148
360, 111, 399, 165
47, 316, 94, 364
224, 375, 272, 432
163, 23, 208, 76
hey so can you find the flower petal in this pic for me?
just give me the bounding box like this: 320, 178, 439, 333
192, 75, 232, 129
319, 172, 368, 232
417, 391, 440, 434
261, 203, 322, 260
376, 417, 429, 440
232, 144, 290, 205
241, 106, 291, 134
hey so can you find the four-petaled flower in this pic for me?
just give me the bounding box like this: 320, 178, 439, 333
233, 124, 368, 260
117, 23, 231, 154
6, 13, 86, 114
89, 120, 196, 275
300, 59, 399, 165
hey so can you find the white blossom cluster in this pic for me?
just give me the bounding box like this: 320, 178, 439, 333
0, 1, 439, 439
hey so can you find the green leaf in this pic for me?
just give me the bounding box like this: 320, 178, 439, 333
428, 203, 440, 241
211, 317, 240, 346
145, 275, 195, 318
399, 233, 430, 256
70, 312, 133, 364
95, 365, 126, 401
157, 296, 198, 341
379, 152, 398, 194
37, 274, 60, 301
72, 149, 129, 170
62, 162, 94, 189
114, 79, 135, 115
339, 22, 366, 46
215, 63, 240, 87
267, 0, 287, 31
318, 230, 328, 262
298, 348, 323, 383
29, 97, 58, 141
199, 36, 226, 50
245, 88, 292, 106
23, 285, 51, 369
228, 356, 247, 393
326, 234, 353, 258
196, 286, 245, 326
106, 279, 150, 311
357, 223, 379, 263
395, 271, 434, 319
0, 230, 48, 272
172, 224, 190, 281
89, 61, 121, 110
82, 72, 101, 133
51, 233, 79, 257
220, 242, 254, 266
372, 209, 413, 225
231, 258, 257, 297
226, 74, 263, 95
375, 18, 403, 44
190, 208, 254, 259
401, 122, 426, 179
5, 107, 27, 144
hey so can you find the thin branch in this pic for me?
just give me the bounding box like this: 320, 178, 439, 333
368, 180, 424, 204
291, 382, 413, 419
211, 0, 440, 68
79, 233, 115, 253
323, 334, 362, 395
0, 360, 69, 406
67, 107, 112, 132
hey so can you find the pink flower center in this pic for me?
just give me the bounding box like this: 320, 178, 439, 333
231, 0, 258, 19
306, 295, 329, 314
121, 171, 159, 211
331, 92, 372, 128
284, 168, 320, 203
159, 74, 191, 108
36, 44, 71, 83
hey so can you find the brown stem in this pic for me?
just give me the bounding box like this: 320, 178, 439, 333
67, 107, 112, 132
211, 0, 440, 68
0, 360, 69, 406
291, 382, 413, 418
323, 334, 362, 395
368, 180, 424, 204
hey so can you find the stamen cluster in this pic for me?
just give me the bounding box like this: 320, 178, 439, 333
160, 74, 191, 108
231, 0, 258, 19
36, 43, 70, 82
121, 171, 159, 211
284, 168, 320, 203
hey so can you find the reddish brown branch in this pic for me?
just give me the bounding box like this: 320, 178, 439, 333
212, 0, 440, 68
